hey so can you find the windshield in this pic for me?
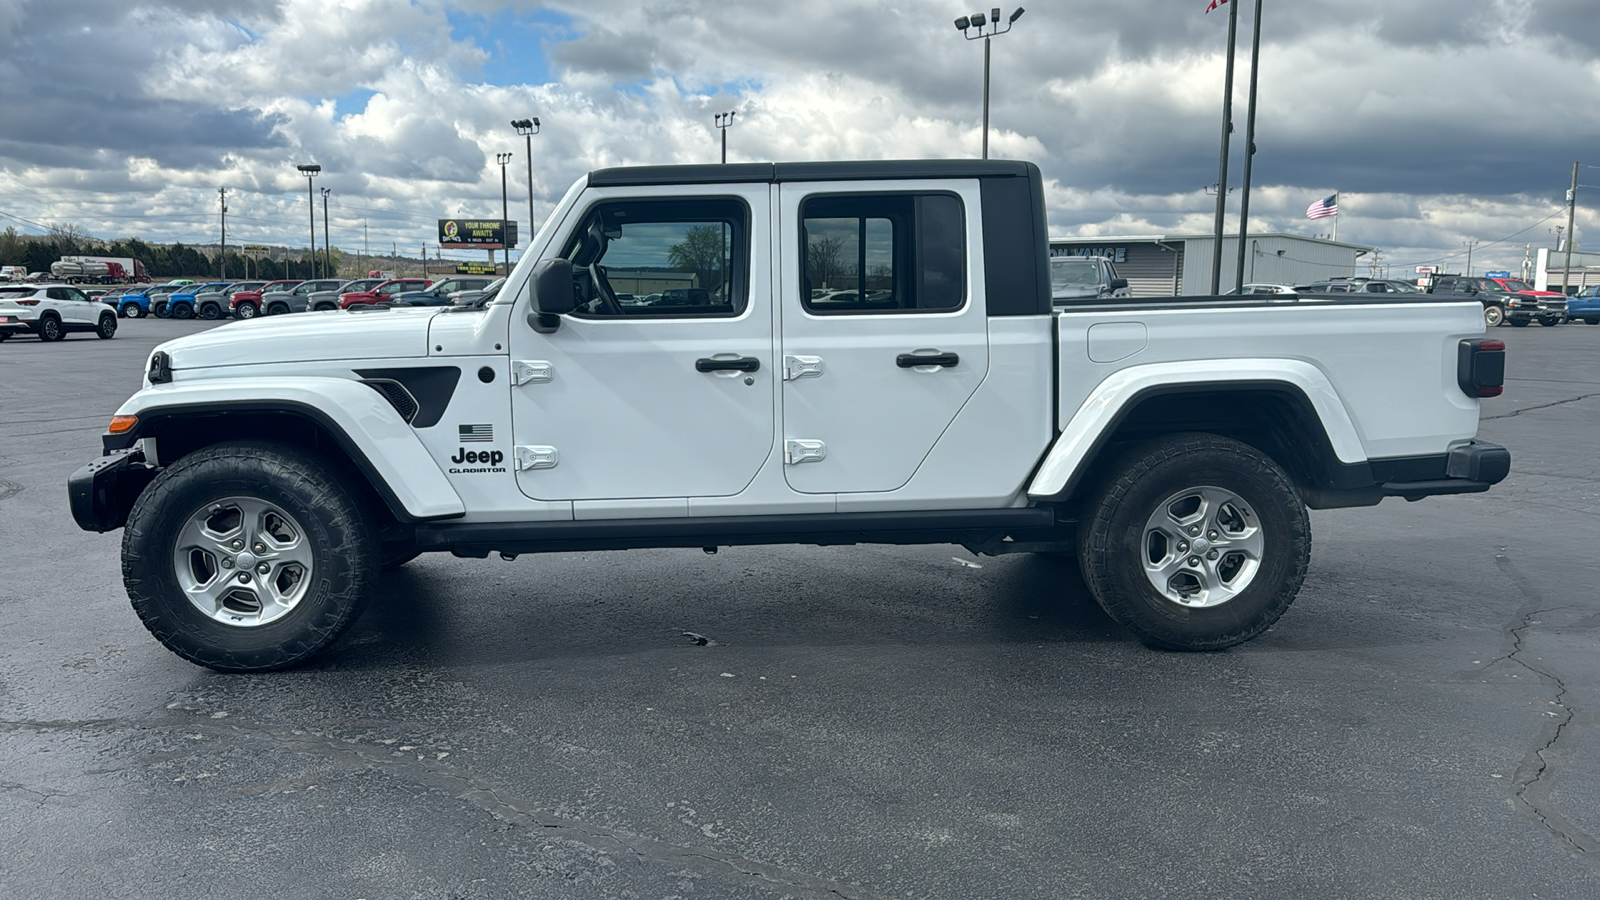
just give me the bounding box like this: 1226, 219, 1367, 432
223, 283, 265, 295
1050, 258, 1102, 291
341, 280, 383, 292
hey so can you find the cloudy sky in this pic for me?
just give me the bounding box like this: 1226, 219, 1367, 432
0, 0, 1595, 277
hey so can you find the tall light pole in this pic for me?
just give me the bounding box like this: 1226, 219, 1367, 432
1561, 161, 1579, 295
1464, 239, 1478, 276
1208, 0, 1240, 295
321, 187, 332, 280
954, 7, 1025, 160
218, 187, 228, 279
714, 111, 737, 164
496, 152, 513, 274
296, 163, 321, 278
512, 117, 540, 245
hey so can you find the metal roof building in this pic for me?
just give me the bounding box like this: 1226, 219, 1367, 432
1048, 233, 1376, 297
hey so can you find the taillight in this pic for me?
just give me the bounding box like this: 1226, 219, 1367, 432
1458, 338, 1505, 398
15, 299, 39, 306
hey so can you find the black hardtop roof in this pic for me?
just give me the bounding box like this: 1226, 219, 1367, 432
588, 159, 1038, 188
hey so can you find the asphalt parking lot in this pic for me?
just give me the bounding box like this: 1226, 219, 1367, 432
2, 316, 1598, 898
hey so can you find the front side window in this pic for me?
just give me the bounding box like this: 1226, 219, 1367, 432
562, 197, 748, 318
800, 193, 964, 314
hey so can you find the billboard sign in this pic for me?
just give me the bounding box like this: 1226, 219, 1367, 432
454, 263, 498, 275
438, 219, 518, 250
1484, 270, 1511, 278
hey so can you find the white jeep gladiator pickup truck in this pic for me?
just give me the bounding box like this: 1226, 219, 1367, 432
69, 160, 1510, 672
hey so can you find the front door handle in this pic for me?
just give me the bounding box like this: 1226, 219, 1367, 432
896, 352, 960, 369
696, 356, 761, 373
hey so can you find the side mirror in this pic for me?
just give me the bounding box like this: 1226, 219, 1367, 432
527, 257, 575, 334
1109, 278, 1129, 291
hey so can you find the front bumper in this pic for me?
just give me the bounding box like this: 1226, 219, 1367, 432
68, 447, 158, 532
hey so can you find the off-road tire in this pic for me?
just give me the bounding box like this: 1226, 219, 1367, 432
1078, 433, 1310, 651
38, 314, 64, 341
122, 441, 378, 672
96, 314, 117, 339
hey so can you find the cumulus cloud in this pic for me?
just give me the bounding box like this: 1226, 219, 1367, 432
0, 0, 1594, 275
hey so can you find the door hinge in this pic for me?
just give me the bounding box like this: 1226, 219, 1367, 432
784, 439, 827, 465
783, 355, 824, 381
514, 445, 559, 470
512, 360, 554, 386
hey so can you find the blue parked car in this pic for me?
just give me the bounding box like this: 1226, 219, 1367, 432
1569, 286, 1600, 325
114, 285, 158, 318
163, 282, 231, 320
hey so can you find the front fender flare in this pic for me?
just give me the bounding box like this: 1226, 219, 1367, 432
1026, 359, 1366, 500
107, 376, 466, 520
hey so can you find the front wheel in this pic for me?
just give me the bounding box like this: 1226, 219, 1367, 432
1484, 305, 1504, 327
172, 302, 194, 320
97, 315, 117, 339
198, 303, 221, 320
1585, 318, 1600, 325
1078, 433, 1310, 651
235, 302, 258, 319
1508, 318, 1530, 327
154, 303, 169, 318
124, 304, 145, 319
1538, 316, 1562, 326
121, 441, 378, 672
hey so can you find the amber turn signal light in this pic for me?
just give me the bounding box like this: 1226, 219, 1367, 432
108, 415, 138, 434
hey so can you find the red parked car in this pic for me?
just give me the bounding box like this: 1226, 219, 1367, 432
338, 278, 432, 309
230, 280, 302, 319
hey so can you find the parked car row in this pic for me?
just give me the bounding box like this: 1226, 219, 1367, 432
1230, 276, 1592, 329
94, 276, 497, 320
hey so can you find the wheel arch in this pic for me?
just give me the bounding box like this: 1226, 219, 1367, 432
105, 383, 466, 526
1029, 365, 1370, 509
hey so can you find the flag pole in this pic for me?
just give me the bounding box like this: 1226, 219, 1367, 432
1209, 0, 1240, 295
1232, 0, 1264, 294
1333, 203, 1338, 243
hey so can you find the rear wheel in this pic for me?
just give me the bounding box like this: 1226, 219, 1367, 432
97, 314, 117, 339
38, 315, 64, 342
122, 441, 378, 672
1078, 433, 1310, 651
1483, 305, 1504, 327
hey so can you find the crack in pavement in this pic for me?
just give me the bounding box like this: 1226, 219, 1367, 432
0, 714, 894, 899
1482, 392, 1600, 420
1492, 555, 1595, 857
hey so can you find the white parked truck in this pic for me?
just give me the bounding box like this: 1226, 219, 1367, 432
69, 161, 1510, 672
50, 255, 149, 284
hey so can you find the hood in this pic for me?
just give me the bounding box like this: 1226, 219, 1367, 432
158, 308, 437, 370
1052, 287, 1103, 300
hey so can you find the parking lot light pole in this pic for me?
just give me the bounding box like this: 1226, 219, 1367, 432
321, 188, 332, 280
714, 111, 736, 164
497, 152, 513, 274
297, 164, 321, 279
954, 7, 1025, 160
512, 118, 540, 243
218, 187, 228, 279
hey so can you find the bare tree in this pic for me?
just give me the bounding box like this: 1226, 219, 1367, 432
668, 225, 728, 291
806, 235, 847, 290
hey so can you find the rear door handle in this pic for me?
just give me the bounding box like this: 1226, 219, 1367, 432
696, 356, 761, 372
896, 352, 959, 369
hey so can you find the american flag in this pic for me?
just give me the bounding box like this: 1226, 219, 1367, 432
1306, 194, 1339, 220
459, 424, 493, 443
1205, 0, 1228, 12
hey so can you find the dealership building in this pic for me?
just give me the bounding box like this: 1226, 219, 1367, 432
1048, 233, 1376, 297
1532, 247, 1600, 292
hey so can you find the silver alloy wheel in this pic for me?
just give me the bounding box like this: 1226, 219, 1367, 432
1141, 485, 1264, 608
237, 303, 256, 318
172, 496, 315, 626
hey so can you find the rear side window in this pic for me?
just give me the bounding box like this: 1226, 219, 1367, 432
800, 193, 965, 314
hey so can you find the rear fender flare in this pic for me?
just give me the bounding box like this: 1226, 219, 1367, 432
1026, 359, 1365, 499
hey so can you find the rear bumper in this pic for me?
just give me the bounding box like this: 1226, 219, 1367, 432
1301, 440, 1511, 509
1381, 439, 1510, 499
68, 448, 158, 532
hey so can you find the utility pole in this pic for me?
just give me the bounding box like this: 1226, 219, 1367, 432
218, 187, 228, 279
321, 188, 332, 280
497, 151, 513, 273
1463, 240, 1478, 276
363, 218, 368, 276
1562, 160, 1578, 295
1209, 0, 1240, 295
1232, 0, 1264, 294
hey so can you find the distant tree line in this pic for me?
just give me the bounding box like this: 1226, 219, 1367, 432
0, 224, 335, 280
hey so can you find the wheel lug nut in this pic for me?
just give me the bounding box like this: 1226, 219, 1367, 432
1188, 557, 1201, 567
237, 573, 251, 583
1208, 531, 1218, 540
253, 543, 265, 553
231, 540, 243, 550
1187, 526, 1200, 536
1177, 541, 1189, 552
1207, 549, 1220, 560
256, 563, 270, 574
221, 558, 234, 569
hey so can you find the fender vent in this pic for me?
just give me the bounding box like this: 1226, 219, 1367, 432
360, 378, 419, 422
